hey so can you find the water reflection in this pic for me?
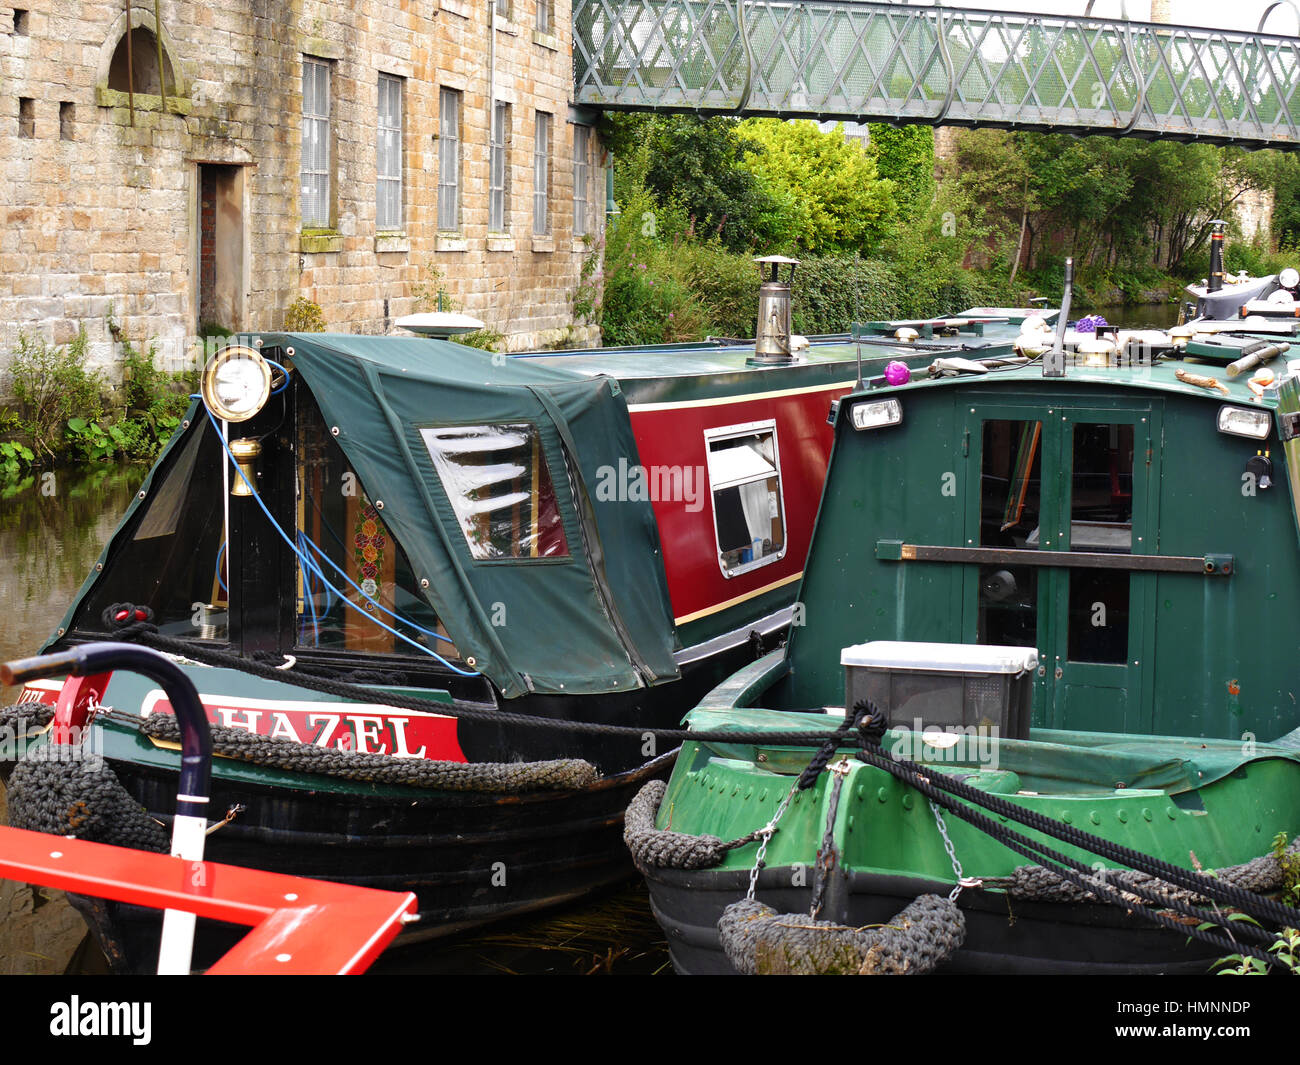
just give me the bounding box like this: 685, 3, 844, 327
0, 465, 143, 702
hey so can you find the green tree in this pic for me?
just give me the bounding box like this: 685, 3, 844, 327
600, 113, 791, 251
736, 119, 896, 253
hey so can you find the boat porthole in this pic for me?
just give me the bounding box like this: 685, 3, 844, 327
847, 815, 855, 832
877, 787, 888, 803
1061, 811, 1072, 824
1089, 811, 1101, 825
1166, 806, 1178, 819
420, 578, 429, 589
1116, 809, 1128, 824
901, 794, 913, 810
1142, 808, 1153, 821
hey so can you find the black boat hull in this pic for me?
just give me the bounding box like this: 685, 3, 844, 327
68, 748, 676, 973
645, 865, 1229, 975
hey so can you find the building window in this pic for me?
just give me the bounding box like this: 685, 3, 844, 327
377, 74, 403, 231
489, 102, 510, 233
13, 10, 29, 35
108, 28, 174, 96
533, 112, 550, 236
301, 58, 331, 228
705, 421, 787, 578
494, 0, 510, 18
536, 0, 550, 33
437, 88, 460, 233
59, 102, 74, 141
18, 97, 34, 138
573, 124, 590, 238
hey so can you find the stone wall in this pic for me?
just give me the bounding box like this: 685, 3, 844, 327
1, 0, 604, 389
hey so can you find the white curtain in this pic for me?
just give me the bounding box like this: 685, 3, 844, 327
739, 481, 769, 546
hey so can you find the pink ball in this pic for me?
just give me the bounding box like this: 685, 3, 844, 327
884, 361, 911, 386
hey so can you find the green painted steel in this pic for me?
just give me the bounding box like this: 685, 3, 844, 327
574, 0, 1300, 148
777, 359, 1300, 744
658, 653, 1300, 883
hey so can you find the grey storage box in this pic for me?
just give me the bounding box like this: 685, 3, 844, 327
842, 641, 1038, 739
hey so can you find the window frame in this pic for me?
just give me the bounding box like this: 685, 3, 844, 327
533, 111, 551, 236
300, 57, 332, 229
704, 419, 788, 580
489, 101, 510, 234
419, 420, 573, 565
437, 88, 462, 234
572, 124, 590, 238
376, 73, 404, 233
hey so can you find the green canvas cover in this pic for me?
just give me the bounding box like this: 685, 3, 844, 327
264, 332, 680, 698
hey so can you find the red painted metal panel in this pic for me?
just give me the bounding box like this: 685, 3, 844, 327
0, 825, 417, 974
629, 384, 846, 622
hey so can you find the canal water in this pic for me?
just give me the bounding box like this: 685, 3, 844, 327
0, 302, 1181, 974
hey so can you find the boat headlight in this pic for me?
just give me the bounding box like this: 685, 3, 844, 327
201, 345, 272, 422
1217, 405, 1271, 439
851, 398, 903, 431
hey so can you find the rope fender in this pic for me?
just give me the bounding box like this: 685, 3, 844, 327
718, 895, 966, 976
137, 713, 599, 793
1007, 835, 1300, 905
6, 744, 169, 853
624, 779, 762, 870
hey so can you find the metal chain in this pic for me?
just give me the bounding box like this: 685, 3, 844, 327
746, 780, 800, 901
929, 799, 968, 902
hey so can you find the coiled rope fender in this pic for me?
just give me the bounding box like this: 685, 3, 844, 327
718, 895, 966, 976
138, 712, 599, 793
624, 780, 762, 870
1007, 834, 1300, 905
6, 744, 169, 853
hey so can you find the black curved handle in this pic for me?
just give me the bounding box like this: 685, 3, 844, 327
2, 642, 212, 819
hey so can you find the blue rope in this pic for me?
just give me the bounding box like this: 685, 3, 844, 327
201, 405, 479, 676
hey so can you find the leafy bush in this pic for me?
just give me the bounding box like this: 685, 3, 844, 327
284, 297, 327, 332
9, 327, 103, 462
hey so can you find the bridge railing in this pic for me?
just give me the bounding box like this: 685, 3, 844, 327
573, 0, 1300, 147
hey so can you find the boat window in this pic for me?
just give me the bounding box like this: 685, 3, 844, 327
1067, 569, 1129, 663
298, 403, 461, 656
1068, 423, 1133, 553
72, 421, 230, 640
705, 421, 786, 577
420, 423, 570, 562
1064, 422, 1133, 663
977, 419, 1042, 647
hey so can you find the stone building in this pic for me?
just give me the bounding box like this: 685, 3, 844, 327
1, 0, 607, 382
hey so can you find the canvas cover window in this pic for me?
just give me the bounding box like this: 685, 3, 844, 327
421, 423, 570, 561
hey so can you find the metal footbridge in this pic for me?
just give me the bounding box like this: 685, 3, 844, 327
572, 0, 1300, 147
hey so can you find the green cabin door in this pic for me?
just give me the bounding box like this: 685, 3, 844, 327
963, 401, 1160, 733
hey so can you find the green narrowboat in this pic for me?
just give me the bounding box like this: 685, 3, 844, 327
633, 317, 1300, 974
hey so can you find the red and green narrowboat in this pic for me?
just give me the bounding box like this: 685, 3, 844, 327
2, 301, 1041, 971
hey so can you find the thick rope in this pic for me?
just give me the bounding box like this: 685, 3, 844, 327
95, 604, 874, 746
138, 713, 598, 793
6, 745, 169, 853
1007, 835, 1300, 906
718, 895, 966, 975
623, 779, 761, 870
